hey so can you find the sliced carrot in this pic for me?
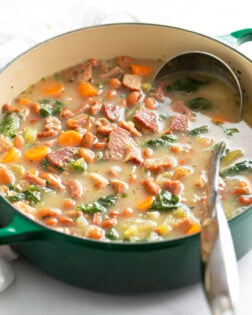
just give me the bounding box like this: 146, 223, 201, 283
186, 223, 201, 234
136, 196, 155, 211
25, 145, 50, 162
58, 130, 82, 147
16, 98, 31, 106
172, 167, 192, 180
212, 117, 225, 124
1, 147, 22, 163
87, 226, 103, 240
130, 64, 152, 76
41, 81, 64, 96
77, 82, 98, 98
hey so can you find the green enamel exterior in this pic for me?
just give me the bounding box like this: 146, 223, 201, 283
0, 27, 252, 293
218, 28, 252, 47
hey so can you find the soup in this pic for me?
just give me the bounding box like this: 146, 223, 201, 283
0, 56, 251, 242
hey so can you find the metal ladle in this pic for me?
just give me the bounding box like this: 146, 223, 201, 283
153, 51, 243, 120
153, 52, 242, 314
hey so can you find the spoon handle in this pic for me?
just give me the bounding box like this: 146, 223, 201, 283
201, 197, 239, 315
201, 142, 239, 314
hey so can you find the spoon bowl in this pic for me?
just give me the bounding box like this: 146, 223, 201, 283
153, 51, 243, 120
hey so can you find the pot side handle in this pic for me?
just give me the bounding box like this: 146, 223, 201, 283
0, 198, 45, 245
217, 28, 252, 48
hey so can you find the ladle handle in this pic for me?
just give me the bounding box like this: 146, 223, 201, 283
218, 28, 252, 48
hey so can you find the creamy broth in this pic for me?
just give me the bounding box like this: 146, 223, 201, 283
0, 56, 251, 242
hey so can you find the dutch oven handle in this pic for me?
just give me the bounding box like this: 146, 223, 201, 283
217, 28, 252, 48
0, 195, 45, 245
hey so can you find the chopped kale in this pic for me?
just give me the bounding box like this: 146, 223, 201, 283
166, 77, 208, 93
77, 195, 117, 214
224, 128, 239, 137
187, 97, 211, 110
145, 134, 177, 147
106, 228, 120, 241
97, 195, 117, 208
220, 160, 252, 177
0, 112, 20, 138
7, 185, 48, 206
54, 73, 61, 80
149, 190, 179, 211
189, 125, 209, 136
159, 113, 169, 121
41, 158, 65, 173
39, 99, 64, 117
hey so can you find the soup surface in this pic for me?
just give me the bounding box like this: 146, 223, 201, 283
0, 56, 252, 242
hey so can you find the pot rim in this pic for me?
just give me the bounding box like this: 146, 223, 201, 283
0, 22, 251, 250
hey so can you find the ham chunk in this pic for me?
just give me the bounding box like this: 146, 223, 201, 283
170, 115, 189, 132
67, 179, 83, 199
162, 179, 182, 195
67, 114, 91, 130
64, 61, 94, 83
105, 127, 141, 163
99, 66, 123, 78
144, 157, 177, 173
119, 120, 141, 137
133, 108, 158, 132
122, 74, 142, 90
124, 143, 143, 164
103, 103, 121, 122
171, 101, 191, 116
47, 147, 77, 168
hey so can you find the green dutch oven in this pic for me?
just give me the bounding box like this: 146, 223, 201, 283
0, 24, 252, 293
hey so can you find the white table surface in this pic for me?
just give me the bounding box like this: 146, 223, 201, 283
0, 0, 252, 314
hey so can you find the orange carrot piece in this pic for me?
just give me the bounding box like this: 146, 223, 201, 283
77, 82, 98, 98
25, 145, 50, 162
186, 223, 201, 234
1, 147, 21, 163
130, 64, 152, 76
136, 196, 155, 211
58, 130, 82, 147
16, 98, 31, 106
41, 81, 64, 96
212, 117, 225, 124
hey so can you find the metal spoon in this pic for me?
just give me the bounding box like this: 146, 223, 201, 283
201, 141, 239, 315
153, 51, 243, 120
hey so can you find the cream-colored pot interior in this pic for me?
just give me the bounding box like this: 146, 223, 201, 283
0, 24, 252, 109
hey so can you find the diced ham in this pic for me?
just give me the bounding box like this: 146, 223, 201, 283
143, 178, 160, 195
67, 114, 90, 130
122, 74, 142, 90
67, 179, 83, 199
105, 127, 141, 163
133, 108, 158, 132
0, 135, 12, 153
162, 179, 182, 195
144, 157, 177, 173
115, 56, 133, 69
89, 102, 102, 116
64, 61, 94, 83
170, 115, 189, 132
171, 100, 191, 116
119, 120, 142, 137
89, 173, 109, 189
99, 66, 123, 78
23, 171, 46, 187
103, 103, 121, 122
124, 143, 143, 164
46, 147, 77, 168
150, 83, 165, 102
111, 179, 129, 193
